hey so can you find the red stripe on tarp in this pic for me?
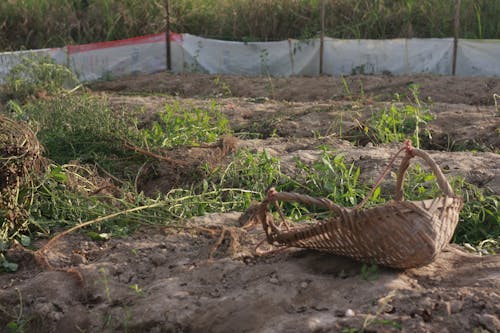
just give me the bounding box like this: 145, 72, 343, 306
67, 32, 183, 54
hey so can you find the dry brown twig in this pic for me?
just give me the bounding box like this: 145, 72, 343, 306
123, 141, 189, 165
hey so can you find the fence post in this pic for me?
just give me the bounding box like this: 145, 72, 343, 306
165, 0, 172, 71
319, 0, 325, 75
452, 0, 461, 76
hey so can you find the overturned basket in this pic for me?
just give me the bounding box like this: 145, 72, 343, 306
250, 146, 463, 269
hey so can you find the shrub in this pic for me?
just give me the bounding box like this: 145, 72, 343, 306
2, 55, 78, 103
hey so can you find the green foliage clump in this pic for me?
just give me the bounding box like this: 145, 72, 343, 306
29, 165, 130, 237
28, 162, 268, 239
215, 149, 282, 192
401, 164, 441, 201
0, 0, 165, 51
8, 94, 135, 168
367, 86, 433, 148
2, 55, 78, 103
141, 101, 230, 149
0, 75, 239, 244
295, 148, 368, 207
452, 179, 499, 252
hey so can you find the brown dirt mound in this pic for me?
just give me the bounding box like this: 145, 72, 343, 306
91, 72, 500, 105
135, 136, 238, 196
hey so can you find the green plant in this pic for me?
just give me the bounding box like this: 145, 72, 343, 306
98, 267, 112, 303
30, 164, 129, 236
2, 55, 78, 103
141, 101, 230, 149
0, 253, 18, 273
295, 148, 372, 207
216, 149, 283, 192
360, 263, 378, 281
211, 146, 387, 221
367, 87, 433, 148
129, 284, 143, 296
341, 328, 359, 333
2, 288, 26, 333
27, 157, 272, 239
7, 94, 139, 173
340, 75, 352, 98
212, 76, 232, 97
400, 164, 441, 201
361, 291, 398, 332
453, 181, 499, 250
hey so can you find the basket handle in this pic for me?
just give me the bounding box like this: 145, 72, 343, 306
255, 188, 348, 244
395, 148, 455, 201
265, 190, 348, 215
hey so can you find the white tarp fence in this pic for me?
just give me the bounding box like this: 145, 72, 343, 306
68, 34, 166, 81
456, 39, 500, 77
180, 34, 320, 76
323, 38, 454, 75
1, 33, 500, 83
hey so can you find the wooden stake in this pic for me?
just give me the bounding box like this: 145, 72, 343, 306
165, 0, 172, 71
319, 0, 325, 75
452, 0, 461, 76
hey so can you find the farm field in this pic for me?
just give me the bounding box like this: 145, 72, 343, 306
1, 72, 499, 333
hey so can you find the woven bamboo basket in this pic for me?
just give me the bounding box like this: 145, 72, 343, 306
252, 147, 463, 269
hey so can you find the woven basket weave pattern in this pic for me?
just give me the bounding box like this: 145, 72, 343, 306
256, 148, 463, 269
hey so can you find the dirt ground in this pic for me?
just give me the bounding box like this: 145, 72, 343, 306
1, 73, 500, 333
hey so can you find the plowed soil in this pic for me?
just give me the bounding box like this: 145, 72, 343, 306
1, 73, 499, 333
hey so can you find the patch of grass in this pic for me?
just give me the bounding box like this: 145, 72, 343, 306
1, 67, 241, 243
8, 94, 137, 171
360, 263, 379, 281
141, 101, 231, 149
1, 58, 115, 167
1, 55, 78, 103
400, 164, 441, 201
452, 178, 499, 252
365, 86, 433, 148
203, 149, 285, 212
30, 165, 125, 236
215, 149, 283, 193
27, 162, 265, 239
294, 147, 371, 207
212, 76, 233, 97
207, 146, 383, 222
0, 0, 165, 51
215, 146, 388, 221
